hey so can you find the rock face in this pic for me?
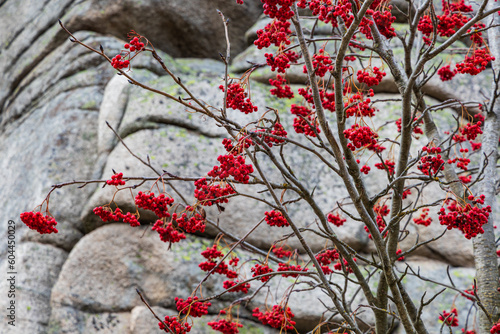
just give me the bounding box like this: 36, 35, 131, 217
1, 2, 498, 334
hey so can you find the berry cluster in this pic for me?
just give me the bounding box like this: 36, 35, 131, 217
111, 55, 130, 70
456, 49, 495, 75
223, 280, 250, 294
94, 207, 140, 227
269, 75, 294, 98
272, 245, 293, 258
373, 8, 397, 39
265, 210, 289, 227
251, 263, 274, 282
460, 120, 483, 141
315, 249, 340, 275
413, 208, 432, 226
290, 104, 320, 137
343, 124, 379, 151
175, 296, 211, 317
396, 117, 424, 137
125, 36, 145, 52
360, 165, 371, 174
448, 155, 471, 171
220, 83, 258, 114
152, 220, 186, 243
194, 178, 235, 206
93, 206, 140, 227
375, 160, 395, 175
277, 263, 308, 277
106, 172, 126, 186
345, 90, 376, 118
255, 20, 292, 49
265, 52, 290, 73
262, 0, 295, 22
304, 49, 333, 77
207, 319, 243, 334
252, 305, 296, 330
159, 316, 191, 334
438, 200, 491, 239
437, 65, 457, 81
175, 210, 206, 234
135, 192, 174, 218
222, 136, 252, 156
459, 175, 472, 184
199, 245, 238, 278
491, 321, 500, 333
333, 257, 356, 274
357, 67, 386, 87
208, 155, 254, 183
327, 212, 346, 227
439, 308, 459, 327
418, 146, 444, 176
20, 211, 58, 234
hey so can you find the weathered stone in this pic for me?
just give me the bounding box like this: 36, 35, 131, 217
0, 242, 67, 333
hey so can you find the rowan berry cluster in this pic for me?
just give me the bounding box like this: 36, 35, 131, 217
159, 316, 191, 334
265, 210, 289, 227
448, 156, 471, 171
315, 249, 340, 275
439, 308, 459, 327
396, 117, 424, 137
456, 49, 495, 75
223, 280, 250, 294
175, 210, 206, 234
333, 257, 356, 273
262, 0, 295, 22
360, 165, 371, 174
135, 191, 174, 218
460, 120, 483, 140
272, 245, 293, 258
491, 321, 500, 333
304, 49, 333, 77
418, 146, 445, 176
252, 305, 296, 330
93, 206, 131, 224
438, 200, 491, 239
438, 65, 457, 81
327, 212, 346, 227
269, 75, 294, 98
207, 319, 243, 334
152, 220, 186, 243
372, 8, 397, 39
175, 296, 211, 317
125, 36, 145, 52
343, 124, 379, 151
199, 245, 238, 278
251, 263, 274, 282
345, 91, 376, 118
222, 137, 252, 156
111, 55, 130, 69
302, 0, 337, 26
194, 178, 235, 206
208, 155, 253, 183
255, 20, 292, 49
459, 175, 472, 183
106, 172, 126, 186
375, 160, 395, 175
277, 263, 308, 277
291, 105, 320, 137
413, 208, 432, 226
20, 211, 58, 234
357, 67, 386, 87
220, 83, 258, 114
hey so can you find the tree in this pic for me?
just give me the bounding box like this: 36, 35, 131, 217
21, 0, 500, 333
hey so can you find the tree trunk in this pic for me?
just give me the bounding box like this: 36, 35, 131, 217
473, 3, 500, 332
